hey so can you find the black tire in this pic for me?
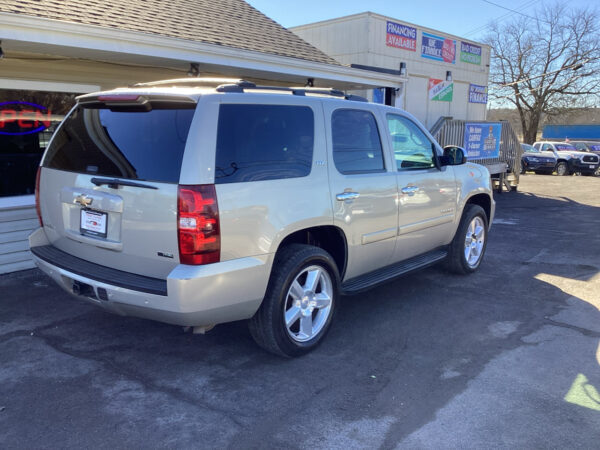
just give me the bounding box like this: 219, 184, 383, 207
445, 204, 488, 275
248, 244, 340, 357
556, 161, 570, 176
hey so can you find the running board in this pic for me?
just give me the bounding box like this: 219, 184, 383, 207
341, 249, 448, 295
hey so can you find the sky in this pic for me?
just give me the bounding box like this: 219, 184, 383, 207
245, 0, 595, 41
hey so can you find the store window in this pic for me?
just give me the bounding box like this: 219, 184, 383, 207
0, 89, 77, 198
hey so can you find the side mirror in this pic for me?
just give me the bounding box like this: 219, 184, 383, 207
441, 146, 467, 165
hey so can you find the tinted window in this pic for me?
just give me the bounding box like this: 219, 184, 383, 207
43, 106, 195, 183
387, 114, 435, 170
331, 109, 385, 174
215, 104, 313, 184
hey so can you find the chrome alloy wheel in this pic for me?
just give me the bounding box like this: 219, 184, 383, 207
283, 265, 333, 343
464, 216, 485, 268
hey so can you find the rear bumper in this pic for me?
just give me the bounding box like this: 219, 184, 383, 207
29, 228, 272, 327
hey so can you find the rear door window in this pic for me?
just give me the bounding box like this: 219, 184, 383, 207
43, 106, 195, 183
331, 109, 385, 174
215, 104, 314, 184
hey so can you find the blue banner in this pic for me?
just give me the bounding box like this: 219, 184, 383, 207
421, 32, 456, 64
468, 84, 488, 104
464, 123, 502, 159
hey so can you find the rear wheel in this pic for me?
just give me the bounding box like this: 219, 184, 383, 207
249, 244, 339, 357
556, 161, 570, 176
446, 204, 488, 274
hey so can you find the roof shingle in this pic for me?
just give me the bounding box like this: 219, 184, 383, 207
0, 0, 340, 65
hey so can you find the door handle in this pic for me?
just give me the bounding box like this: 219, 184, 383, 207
401, 186, 419, 196
336, 192, 360, 201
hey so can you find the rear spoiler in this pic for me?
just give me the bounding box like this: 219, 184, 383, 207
76, 93, 197, 111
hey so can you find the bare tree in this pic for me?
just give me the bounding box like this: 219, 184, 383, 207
484, 3, 600, 143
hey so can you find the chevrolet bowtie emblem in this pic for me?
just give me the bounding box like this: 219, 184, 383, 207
74, 194, 93, 207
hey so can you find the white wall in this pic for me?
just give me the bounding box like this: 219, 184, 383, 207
292, 12, 491, 128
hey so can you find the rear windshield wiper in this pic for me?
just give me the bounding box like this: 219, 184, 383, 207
90, 177, 158, 190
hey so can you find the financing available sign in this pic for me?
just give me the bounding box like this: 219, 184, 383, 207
464, 123, 502, 159
386, 21, 417, 51
428, 78, 453, 102
421, 32, 456, 63
468, 84, 488, 104
460, 42, 482, 65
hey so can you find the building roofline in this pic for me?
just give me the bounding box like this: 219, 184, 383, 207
0, 12, 405, 88
290, 11, 489, 48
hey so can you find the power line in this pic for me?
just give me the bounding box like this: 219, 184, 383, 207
463, 0, 540, 37
481, 0, 539, 21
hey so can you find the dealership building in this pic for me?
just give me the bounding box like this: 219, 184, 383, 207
0, 1, 489, 274
291, 12, 491, 128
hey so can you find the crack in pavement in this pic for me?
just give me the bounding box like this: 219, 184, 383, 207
0, 314, 92, 344
3, 325, 247, 430
545, 318, 600, 338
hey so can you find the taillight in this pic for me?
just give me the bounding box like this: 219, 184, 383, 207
177, 184, 220, 265
35, 167, 43, 227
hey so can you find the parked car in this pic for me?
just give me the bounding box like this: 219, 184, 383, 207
570, 141, 600, 176
30, 78, 495, 357
520, 143, 557, 175
533, 141, 600, 176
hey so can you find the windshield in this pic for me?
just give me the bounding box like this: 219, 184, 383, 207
521, 143, 537, 153
555, 144, 577, 151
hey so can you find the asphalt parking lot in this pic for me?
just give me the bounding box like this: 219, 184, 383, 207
1, 174, 599, 449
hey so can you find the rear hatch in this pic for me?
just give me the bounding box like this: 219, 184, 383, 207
38, 93, 197, 279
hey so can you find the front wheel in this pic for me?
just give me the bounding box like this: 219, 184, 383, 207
249, 244, 339, 357
446, 204, 488, 274
556, 161, 570, 176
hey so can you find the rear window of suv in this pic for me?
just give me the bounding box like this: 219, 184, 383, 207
43, 105, 195, 183
215, 104, 314, 184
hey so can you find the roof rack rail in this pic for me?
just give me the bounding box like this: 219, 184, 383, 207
132, 78, 253, 88
215, 81, 368, 102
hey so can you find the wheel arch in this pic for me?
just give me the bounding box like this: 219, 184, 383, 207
275, 226, 348, 279
465, 193, 491, 224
